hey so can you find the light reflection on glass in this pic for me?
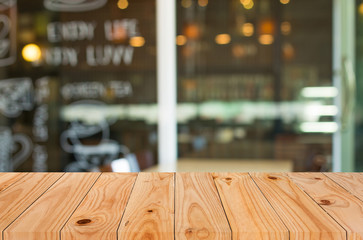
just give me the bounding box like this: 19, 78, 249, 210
242, 23, 254, 37
300, 122, 338, 133
22, 43, 42, 62
301, 87, 338, 98
129, 36, 145, 47
281, 21, 291, 35
181, 0, 192, 8
176, 35, 187, 46
258, 34, 274, 45
117, 0, 128, 9
243, 0, 254, 9
215, 34, 231, 45
198, 0, 208, 7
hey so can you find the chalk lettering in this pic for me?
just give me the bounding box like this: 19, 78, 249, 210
33, 105, 48, 142
32, 144, 48, 172
61, 81, 133, 100
104, 19, 139, 41
47, 21, 97, 42
45, 47, 79, 66
86, 45, 133, 66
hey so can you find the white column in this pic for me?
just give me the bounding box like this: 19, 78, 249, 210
156, 0, 177, 171
332, 0, 355, 172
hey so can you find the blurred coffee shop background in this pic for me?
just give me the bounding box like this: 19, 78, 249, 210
0, 0, 362, 172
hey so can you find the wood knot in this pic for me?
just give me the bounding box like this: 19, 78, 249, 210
76, 219, 92, 225
314, 177, 322, 180
185, 228, 193, 237
147, 209, 153, 213
268, 176, 278, 180
225, 177, 232, 181
319, 199, 331, 205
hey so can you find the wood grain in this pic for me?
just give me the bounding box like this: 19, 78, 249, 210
289, 172, 363, 240
3, 172, 100, 240
213, 172, 288, 239
0, 172, 362, 238
0, 173, 26, 193
175, 172, 231, 240
61, 173, 137, 239
0, 173, 63, 240
324, 173, 363, 202
250, 173, 346, 240
118, 172, 174, 240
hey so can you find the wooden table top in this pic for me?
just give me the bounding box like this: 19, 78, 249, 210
0, 172, 362, 239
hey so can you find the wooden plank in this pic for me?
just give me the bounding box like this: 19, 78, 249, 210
289, 172, 363, 240
118, 172, 174, 239
0, 173, 26, 193
61, 173, 137, 239
213, 172, 288, 239
175, 172, 231, 240
3, 172, 100, 240
250, 173, 346, 240
324, 173, 363, 202
0, 173, 63, 240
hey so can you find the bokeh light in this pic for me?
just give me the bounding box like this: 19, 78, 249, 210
22, 43, 41, 62
130, 36, 145, 47
215, 34, 231, 45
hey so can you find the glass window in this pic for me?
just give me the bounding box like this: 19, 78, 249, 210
0, 0, 157, 171
176, 0, 334, 171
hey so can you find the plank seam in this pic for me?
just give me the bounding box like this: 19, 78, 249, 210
59, 172, 102, 240
323, 173, 363, 203
2, 172, 66, 240
116, 172, 139, 240
173, 172, 176, 240
212, 173, 232, 240
248, 173, 290, 240
286, 173, 348, 240
0, 172, 30, 194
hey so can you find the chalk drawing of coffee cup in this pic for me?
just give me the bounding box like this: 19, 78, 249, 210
61, 100, 127, 171
0, 0, 16, 67
62, 121, 125, 171
0, 126, 33, 172
0, 78, 34, 118
44, 0, 107, 12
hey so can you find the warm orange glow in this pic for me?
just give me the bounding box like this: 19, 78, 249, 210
259, 19, 275, 35
242, 23, 254, 37
215, 34, 231, 45
258, 34, 274, 45
117, 0, 128, 9
176, 35, 187, 46
359, 3, 363, 15
232, 44, 246, 58
22, 44, 41, 62
280, 0, 290, 4
184, 23, 201, 40
282, 43, 295, 60
129, 36, 145, 47
198, 0, 208, 7
182, 45, 194, 57
281, 21, 291, 35
112, 27, 128, 42
181, 0, 192, 8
